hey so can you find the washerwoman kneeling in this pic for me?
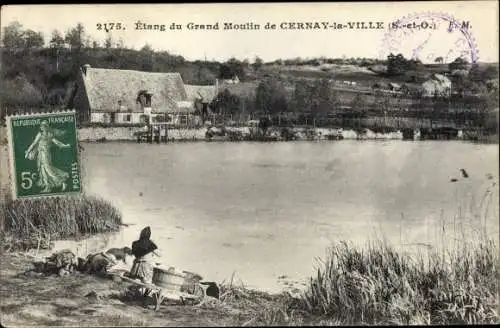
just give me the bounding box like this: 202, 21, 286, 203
128, 226, 161, 297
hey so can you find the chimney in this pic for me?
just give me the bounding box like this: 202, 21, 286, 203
82, 64, 91, 76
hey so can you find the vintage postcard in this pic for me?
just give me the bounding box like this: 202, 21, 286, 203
0, 2, 498, 327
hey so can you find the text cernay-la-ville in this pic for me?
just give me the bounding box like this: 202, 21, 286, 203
134, 21, 385, 31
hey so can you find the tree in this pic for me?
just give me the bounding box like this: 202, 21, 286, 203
387, 53, 410, 76
311, 79, 338, 116
219, 57, 245, 79
104, 34, 113, 49
24, 30, 44, 48
64, 23, 85, 49
374, 92, 392, 112
350, 94, 367, 112
434, 56, 444, 64
83, 36, 93, 48
49, 30, 65, 48
2, 21, 25, 48
255, 80, 273, 113
210, 89, 241, 115
292, 80, 312, 112
252, 56, 263, 71
255, 78, 288, 114
140, 43, 153, 52
116, 38, 125, 49
291, 79, 338, 116
449, 57, 469, 71
1, 74, 43, 107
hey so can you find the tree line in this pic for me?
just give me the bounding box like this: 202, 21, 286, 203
1, 21, 498, 123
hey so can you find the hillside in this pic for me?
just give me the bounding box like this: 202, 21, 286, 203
1, 44, 498, 121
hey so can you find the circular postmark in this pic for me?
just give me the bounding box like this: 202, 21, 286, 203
379, 12, 479, 64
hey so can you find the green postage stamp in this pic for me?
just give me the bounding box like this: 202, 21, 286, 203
6, 111, 82, 199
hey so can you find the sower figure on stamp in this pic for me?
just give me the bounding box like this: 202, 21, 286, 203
128, 226, 162, 298
24, 120, 71, 193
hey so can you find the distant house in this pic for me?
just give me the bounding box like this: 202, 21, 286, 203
72, 65, 196, 125
421, 74, 452, 98
387, 82, 402, 92
222, 75, 240, 84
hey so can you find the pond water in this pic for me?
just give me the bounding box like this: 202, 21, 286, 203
58, 140, 499, 293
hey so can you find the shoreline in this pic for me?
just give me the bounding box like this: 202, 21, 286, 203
1, 233, 498, 326
0, 250, 308, 327
77, 125, 499, 144
1, 182, 498, 326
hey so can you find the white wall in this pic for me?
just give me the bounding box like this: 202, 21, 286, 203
90, 112, 109, 123
90, 111, 201, 126
115, 113, 144, 124
78, 126, 144, 141
90, 112, 145, 124
77, 126, 208, 141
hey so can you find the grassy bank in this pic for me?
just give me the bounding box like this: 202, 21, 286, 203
0, 175, 497, 325
0, 195, 122, 251
2, 237, 496, 326
296, 239, 499, 325
212, 237, 499, 326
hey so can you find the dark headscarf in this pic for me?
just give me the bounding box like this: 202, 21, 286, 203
131, 226, 158, 258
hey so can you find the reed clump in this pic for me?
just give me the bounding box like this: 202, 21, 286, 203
0, 195, 122, 251
214, 274, 307, 326
222, 177, 499, 326
296, 174, 500, 325
299, 238, 498, 325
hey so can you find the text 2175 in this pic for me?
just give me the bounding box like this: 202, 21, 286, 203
96, 23, 124, 32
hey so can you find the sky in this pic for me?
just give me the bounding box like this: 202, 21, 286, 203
1, 2, 498, 63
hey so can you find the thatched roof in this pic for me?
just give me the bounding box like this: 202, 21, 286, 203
184, 85, 217, 104
80, 67, 190, 113
177, 100, 194, 110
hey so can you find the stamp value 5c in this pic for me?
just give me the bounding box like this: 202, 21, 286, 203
6, 111, 82, 199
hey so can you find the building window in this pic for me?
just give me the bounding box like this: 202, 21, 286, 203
140, 115, 149, 124
136, 90, 153, 108
126, 114, 132, 122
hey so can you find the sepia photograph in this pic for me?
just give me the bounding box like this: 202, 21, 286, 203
0, 2, 498, 326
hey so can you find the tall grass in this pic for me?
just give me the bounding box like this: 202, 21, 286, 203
0, 195, 122, 250
299, 238, 498, 325
298, 177, 499, 325
196, 176, 499, 326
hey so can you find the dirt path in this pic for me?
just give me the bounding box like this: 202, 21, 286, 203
0, 252, 259, 327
